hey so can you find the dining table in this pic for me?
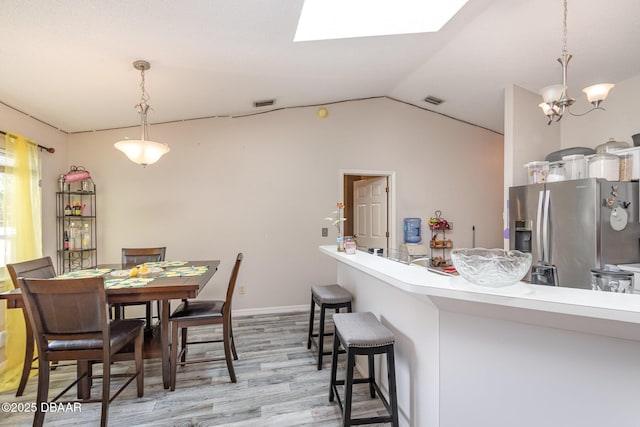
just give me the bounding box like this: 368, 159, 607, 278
0, 259, 220, 395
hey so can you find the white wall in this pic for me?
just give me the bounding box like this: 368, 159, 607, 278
65, 97, 503, 310
0, 97, 503, 310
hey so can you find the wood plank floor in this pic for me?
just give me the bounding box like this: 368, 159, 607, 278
0, 311, 390, 426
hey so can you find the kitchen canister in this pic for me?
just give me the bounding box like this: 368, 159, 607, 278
619, 153, 633, 181
562, 154, 587, 180
403, 218, 421, 243
588, 153, 620, 180
547, 161, 566, 182
524, 161, 549, 184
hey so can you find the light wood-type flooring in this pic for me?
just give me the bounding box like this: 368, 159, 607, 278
0, 311, 391, 426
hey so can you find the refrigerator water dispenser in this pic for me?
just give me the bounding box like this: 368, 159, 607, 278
514, 220, 532, 253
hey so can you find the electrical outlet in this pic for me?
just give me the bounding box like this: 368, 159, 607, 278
238, 286, 246, 295
322, 227, 328, 237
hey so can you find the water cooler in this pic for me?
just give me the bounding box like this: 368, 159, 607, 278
403, 218, 421, 243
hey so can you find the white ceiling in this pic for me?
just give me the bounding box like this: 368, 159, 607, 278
0, 0, 638, 135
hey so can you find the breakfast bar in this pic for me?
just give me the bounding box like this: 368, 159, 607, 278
320, 245, 640, 427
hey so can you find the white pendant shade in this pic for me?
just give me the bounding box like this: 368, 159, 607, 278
538, 102, 555, 117
582, 83, 615, 105
540, 85, 565, 104
114, 139, 170, 167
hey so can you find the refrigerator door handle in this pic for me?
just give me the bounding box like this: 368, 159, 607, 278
536, 190, 545, 261
542, 189, 551, 263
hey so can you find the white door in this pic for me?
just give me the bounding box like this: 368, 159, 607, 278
353, 176, 388, 251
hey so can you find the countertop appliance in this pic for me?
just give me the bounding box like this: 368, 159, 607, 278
509, 178, 640, 289
616, 263, 640, 294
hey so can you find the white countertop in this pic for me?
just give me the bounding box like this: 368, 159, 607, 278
320, 245, 640, 326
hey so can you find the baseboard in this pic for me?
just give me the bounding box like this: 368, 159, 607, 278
234, 304, 308, 317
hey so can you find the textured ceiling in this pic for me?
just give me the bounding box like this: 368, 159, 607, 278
0, 0, 638, 134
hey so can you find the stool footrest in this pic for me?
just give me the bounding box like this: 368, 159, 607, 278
332, 377, 372, 387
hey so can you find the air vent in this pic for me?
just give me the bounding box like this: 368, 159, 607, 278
424, 96, 444, 106
253, 99, 275, 108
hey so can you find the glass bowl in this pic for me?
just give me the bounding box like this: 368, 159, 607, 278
451, 248, 532, 287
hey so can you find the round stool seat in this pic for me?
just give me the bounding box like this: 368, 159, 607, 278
311, 284, 353, 304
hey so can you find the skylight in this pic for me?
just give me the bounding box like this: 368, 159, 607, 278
294, 0, 469, 42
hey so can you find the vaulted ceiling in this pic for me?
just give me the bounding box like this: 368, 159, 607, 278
1, 0, 638, 134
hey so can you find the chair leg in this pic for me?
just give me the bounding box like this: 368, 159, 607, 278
223, 316, 237, 383
387, 348, 399, 427
343, 350, 355, 427
135, 330, 144, 397
328, 330, 341, 402
307, 298, 315, 349
33, 359, 50, 427
101, 357, 111, 427
170, 320, 179, 391
180, 327, 188, 363
368, 354, 376, 398
229, 321, 238, 360
17, 314, 34, 397
317, 303, 326, 370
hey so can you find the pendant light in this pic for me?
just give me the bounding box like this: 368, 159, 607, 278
114, 60, 170, 166
538, 0, 614, 124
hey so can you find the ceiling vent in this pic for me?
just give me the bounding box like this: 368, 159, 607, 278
424, 96, 444, 106
253, 99, 275, 108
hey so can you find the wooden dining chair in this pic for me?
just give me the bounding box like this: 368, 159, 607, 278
6, 256, 57, 397
18, 276, 144, 427
169, 253, 243, 390
114, 247, 167, 328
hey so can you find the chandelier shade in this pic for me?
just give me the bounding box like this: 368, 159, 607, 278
114, 60, 170, 166
582, 84, 615, 107
114, 139, 170, 166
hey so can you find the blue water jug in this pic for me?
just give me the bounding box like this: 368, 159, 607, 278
403, 218, 421, 243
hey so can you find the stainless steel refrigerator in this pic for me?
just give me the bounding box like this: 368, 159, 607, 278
509, 178, 640, 289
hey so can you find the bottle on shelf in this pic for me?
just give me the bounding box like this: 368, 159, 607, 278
64, 203, 73, 216
82, 223, 91, 249
73, 201, 82, 216
63, 231, 69, 251
69, 222, 79, 251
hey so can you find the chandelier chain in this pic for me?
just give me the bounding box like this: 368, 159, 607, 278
139, 68, 150, 105
562, 0, 568, 54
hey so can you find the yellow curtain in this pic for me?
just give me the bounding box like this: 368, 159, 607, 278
0, 132, 42, 392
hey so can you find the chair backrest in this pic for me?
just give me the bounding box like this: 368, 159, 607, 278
121, 247, 166, 267
7, 256, 56, 289
18, 277, 109, 352
224, 253, 244, 316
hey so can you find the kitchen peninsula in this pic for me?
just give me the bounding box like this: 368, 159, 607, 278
320, 245, 640, 427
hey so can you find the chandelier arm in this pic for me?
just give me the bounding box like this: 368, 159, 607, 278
568, 107, 605, 117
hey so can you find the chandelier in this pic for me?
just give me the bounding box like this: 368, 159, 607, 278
114, 60, 170, 166
538, 0, 614, 124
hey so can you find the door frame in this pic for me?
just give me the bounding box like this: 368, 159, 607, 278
339, 169, 396, 252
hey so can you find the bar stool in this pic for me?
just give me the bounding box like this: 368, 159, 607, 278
329, 311, 399, 427
307, 284, 353, 370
